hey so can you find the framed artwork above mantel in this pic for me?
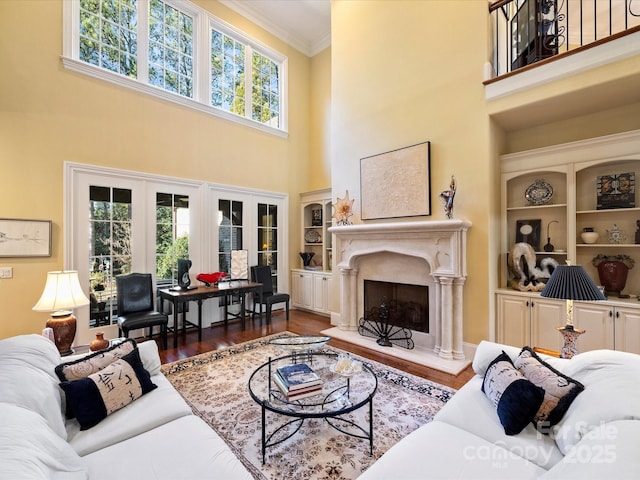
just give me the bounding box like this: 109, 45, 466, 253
360, 141, 431, 220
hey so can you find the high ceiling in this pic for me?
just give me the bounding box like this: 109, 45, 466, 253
219, 0, 332, 57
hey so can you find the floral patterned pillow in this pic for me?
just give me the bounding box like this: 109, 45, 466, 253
514, 347, 584, 432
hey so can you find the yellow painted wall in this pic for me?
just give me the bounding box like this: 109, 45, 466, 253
309, 47, 332, 192
0, 0, 317, 338
331, 0, 493, 343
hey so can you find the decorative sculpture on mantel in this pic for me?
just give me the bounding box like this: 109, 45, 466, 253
508, 242, 558, 291
439, 175, 456, 219
332, 190, 355, 226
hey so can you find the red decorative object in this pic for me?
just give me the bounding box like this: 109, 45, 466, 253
196, 272, 227, 286
596, 261, 629, 296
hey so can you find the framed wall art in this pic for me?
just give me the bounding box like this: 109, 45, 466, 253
515, 219, 541, 251
0, 218, 51, 257
597, 172, 635, 209
360, 141, 431, 220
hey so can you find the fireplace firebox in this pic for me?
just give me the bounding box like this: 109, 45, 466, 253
358, 280, 428, 349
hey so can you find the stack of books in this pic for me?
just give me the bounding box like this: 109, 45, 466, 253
274, 362, 323, 400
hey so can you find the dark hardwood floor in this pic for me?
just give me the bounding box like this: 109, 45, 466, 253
154, 309, 474, 390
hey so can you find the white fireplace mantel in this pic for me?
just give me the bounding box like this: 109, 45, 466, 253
329, 219, 471, 361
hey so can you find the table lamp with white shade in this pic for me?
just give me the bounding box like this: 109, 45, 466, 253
540, 263, 606, 358
33, 270, 90, 356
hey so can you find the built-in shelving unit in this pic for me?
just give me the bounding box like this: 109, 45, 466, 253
291, 189, 333, 316
496, 129, 640, 354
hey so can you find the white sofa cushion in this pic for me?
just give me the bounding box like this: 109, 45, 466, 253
137, 340, 161, 376
435, 376, 563, 469
552, 349, 640, 454
83, 415, 253, 480
66, 373, 192, 456
540, 420, 640, 480
0, 334, 67, 439
472, 340, 568, 377
358, 420, 546, 480
0, 402, 87, 480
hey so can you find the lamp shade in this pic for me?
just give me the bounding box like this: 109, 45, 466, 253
540, 265, 606, 301
33, 271, 90, 313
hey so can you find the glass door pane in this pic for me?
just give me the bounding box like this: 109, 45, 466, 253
218, 199, 243, 275
257, 203, 278, 289
88, 186, 132, 328
156, 192, 190, 288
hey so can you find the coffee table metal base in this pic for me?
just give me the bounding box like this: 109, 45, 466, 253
258, 395, 374, 464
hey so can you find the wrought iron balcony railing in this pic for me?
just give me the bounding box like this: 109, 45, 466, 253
488, 0, 640, 77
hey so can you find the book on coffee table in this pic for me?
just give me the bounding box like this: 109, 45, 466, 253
273, 374, 322, 400
275, 363, 322, 391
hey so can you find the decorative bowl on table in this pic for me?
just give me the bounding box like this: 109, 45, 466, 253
331, 353, 363, 377
269, 335, 331, 353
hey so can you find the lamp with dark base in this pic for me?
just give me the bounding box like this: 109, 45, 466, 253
33, 271, 90, 356
540, 262, 606, 359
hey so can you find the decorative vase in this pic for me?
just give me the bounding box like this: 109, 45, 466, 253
596, 261, 629, 296
299, 252, 315, 267
89, 332, 110, 352
580, 231, 599, 244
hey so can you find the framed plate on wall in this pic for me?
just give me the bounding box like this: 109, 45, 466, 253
515, 219, 541, 252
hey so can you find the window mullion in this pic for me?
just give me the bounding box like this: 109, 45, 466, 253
138, 0, 150, 84
195, 13, 210, 104
244, 46, 252, 119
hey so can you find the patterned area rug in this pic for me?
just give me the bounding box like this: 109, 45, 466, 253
161, 333, 456, 480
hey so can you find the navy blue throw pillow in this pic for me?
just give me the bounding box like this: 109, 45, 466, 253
482, 351, 545, 435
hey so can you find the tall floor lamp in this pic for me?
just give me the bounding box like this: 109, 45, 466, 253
33, 270, 90, 356
540, 263, 606, 359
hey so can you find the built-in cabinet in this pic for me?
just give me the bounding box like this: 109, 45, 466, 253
290, 270, 333, 315
292, 189, 333, 316
497, 130, 640, 354
497, 292, 565, 351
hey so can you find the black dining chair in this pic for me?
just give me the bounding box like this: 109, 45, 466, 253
116, 273, 168, 349
251, 265, 290, 324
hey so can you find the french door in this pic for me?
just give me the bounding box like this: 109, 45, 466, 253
66, 163, 287, 346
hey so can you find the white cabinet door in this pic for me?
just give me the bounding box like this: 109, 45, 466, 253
614, 307, 640, 354
530, 298, 565, 352
497, 293, 531, 347
313, 273, 332, 314
573, 303, 615, 351
291, 271, 313, 310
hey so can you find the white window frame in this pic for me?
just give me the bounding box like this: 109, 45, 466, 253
62, 0, 288, 137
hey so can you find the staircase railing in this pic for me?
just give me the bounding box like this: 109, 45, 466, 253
488, 0, 640, 77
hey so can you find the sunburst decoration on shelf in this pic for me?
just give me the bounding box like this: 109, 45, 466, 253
332, 190, 355, 226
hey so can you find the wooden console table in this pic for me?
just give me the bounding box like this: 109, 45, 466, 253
158, 281, 262, 348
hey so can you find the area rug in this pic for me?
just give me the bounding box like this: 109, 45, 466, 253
161, 333, 456, 480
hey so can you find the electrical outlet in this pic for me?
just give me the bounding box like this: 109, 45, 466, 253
0, 267, 13, 279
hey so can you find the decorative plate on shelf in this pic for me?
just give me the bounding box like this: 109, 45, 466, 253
525, 179, 554, 205
304, 229, 321, 243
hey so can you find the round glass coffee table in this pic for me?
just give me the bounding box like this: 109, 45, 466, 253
248, 352, 378, 464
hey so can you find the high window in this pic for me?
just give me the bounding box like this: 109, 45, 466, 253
64, 0, 288, 135
210, 30, 280, 127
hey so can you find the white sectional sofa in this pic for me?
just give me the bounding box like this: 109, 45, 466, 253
0, 334, 252, 480
360, 340, 640, 479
